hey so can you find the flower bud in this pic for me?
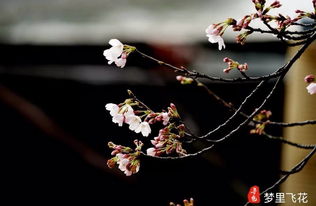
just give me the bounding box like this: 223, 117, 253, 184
270, 1, 281, 8
108, 141, 115, 148
176, 75, 185, 81
223, 57, 230, 62
107, 158, 116, 169
304, 74, 315, 83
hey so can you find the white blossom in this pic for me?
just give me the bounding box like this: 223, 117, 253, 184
103, 39, 127, 68
105, 103, 119, 116
135, 122, 151, 137
205, 25, 225, 50
127, 115, 142, 131
116, 154, 132, 176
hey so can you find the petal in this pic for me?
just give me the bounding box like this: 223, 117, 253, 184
208, 34, 221, 43
103, 49, 110, 57
124, 170, 133, 176
105, 103, 115, 110
112, 114, 124, 126
218, 38, 226, 50
124, 105, 134, 115
307, 83, 316, 95
205, 24, 216, 34
141, 122, 151, 137
115, 58, 127, 68
146, 148, 156, 156
109, 46, 123, 59
103, 48, 117, 63
128, 117, 141, 131
135, 124, 142, 133
105, 103, 119, 116
109, 39, 123, 47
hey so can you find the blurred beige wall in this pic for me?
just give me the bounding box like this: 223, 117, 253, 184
281, 42, 316, 205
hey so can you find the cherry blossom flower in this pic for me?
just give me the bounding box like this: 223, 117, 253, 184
126, 115, 142, 131
205, 25, 225, 50
103, 39, 124, 65
105, 103, 119, 116
135, 121, 151, 137
306, 83, 316, 95
116, 154, 132, 176
112, 113, 125, 126
122, 105, 134, 119
161, 112, 170, 125
107, 141, 142, 176
105, 103, 134, 127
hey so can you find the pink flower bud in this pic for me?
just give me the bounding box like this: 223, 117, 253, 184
148, 118, 156, 124
111, 150, 120, 155
147, 113, 157, 118
304, 74, 315, 83
176, 75, 185, 81
121, 52, 128, 59
223, 68, 231, 73
270, 1, 281, 8
223, 57, 230, 62
170, 103, 177, 111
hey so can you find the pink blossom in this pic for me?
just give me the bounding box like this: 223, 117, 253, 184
304, 74, 315, 83
306, 83, 316, 95
116, 154, 133, 176
161, 112, 170, 125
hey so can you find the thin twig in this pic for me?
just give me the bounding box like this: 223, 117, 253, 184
262, 132, 316, 149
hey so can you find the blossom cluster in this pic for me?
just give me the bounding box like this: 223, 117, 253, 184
250, 110, 272, 135
205, 0, 316, 48
106, 100, 152, 137
147, 122, 187, 157
223, 57, 248, 73
106, 92, 188, 175
107, 140, 143, 176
